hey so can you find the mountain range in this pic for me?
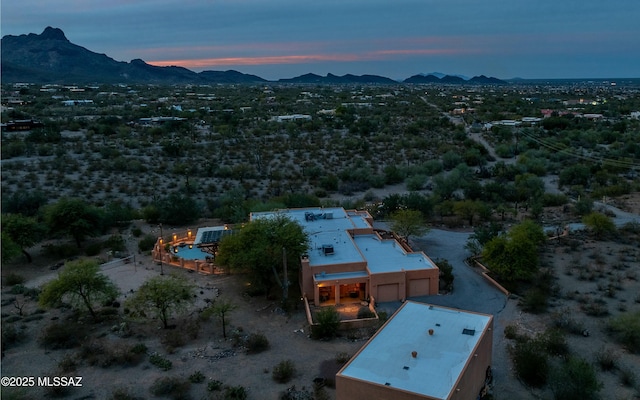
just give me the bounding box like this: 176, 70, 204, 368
1, 27, 507, 85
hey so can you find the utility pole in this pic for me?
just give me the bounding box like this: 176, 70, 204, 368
282, 247, 288, 306
159, 223, 164, 275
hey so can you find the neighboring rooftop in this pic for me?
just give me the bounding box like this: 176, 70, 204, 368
338, 301, 492, 400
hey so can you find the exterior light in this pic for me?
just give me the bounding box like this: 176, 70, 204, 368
187, 229, 192, 238
173, 233, 177, 241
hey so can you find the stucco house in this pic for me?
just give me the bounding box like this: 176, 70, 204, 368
250, 207, 440, 305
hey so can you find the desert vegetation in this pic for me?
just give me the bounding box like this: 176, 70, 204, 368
2, 80, 640, 399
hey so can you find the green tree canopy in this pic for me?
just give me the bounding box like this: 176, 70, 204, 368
216, 215, 309, 301
126, 274, 195, 329
482, 220, 545, 281
582, 212, 616, 238
157, 192, 201, 225
1, 231, 21, 263
389, 209, 429, 242
1, 213, 46, 262
39, 259, 119, 318
43, 198, 105, 247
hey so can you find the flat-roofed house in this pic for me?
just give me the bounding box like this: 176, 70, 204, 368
336, 301, 493, 400
250, 207, 439, 305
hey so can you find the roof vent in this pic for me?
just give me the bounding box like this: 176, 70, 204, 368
385, 382, 391, 386
403, 366, 410, 370
322, 244, 334, 255
462, 328, 476, 336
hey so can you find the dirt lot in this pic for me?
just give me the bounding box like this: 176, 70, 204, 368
1, 228, 367, 400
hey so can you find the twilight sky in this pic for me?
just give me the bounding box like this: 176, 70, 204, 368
2, 0, 639, 80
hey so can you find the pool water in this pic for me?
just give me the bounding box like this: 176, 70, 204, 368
171, 245, 209, 260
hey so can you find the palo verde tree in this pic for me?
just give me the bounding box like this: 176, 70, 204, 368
126, 274, 195, 329
481, 220, 545, 282
39, 259, 119, 318
201, 298, 237, 339
43, 197, 104, 247
389, 209, 429, 243
1, 213, 46, 262
216, 214, 309, 303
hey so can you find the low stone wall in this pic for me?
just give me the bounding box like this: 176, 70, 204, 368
469, 257, 510, 296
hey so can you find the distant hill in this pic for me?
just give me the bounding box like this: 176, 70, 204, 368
404, 73, 506, 85
1, 27, 506, 85
279, 73, 397, 84
0, 27, 267, 84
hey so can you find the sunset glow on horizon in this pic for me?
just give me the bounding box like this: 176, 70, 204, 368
2, 0, 638, 80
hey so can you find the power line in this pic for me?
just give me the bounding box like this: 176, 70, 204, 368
517, 129, 640, 169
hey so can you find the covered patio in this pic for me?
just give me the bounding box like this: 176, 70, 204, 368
313, 271, 369, 306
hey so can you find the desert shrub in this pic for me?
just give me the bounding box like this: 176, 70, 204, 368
312, 307, 340, 340
246, 332, 270, 354
541, 329, 569, 357
188, 371, 205, 384
1, 323, 24, 351
272, 359, 297, 383
40, 321, 87, 349
78, 339, 145, 368
336, 352, 350, 364
110, 387, 145, 400
223, 385, 247, 400
58, 354, 78, 373
542, 193, 568, 207
149, 353, 173, 371
207, 380, 223, 392
138, 234, 157, 252
43, 243, 79, 258
149, 376, 190, 399
549, 356, 602, 400
44, 384, 72, 398
131, 343, 148, 354
131, 227, 143, 237
551, 310, 586, 335
106, 234, 126, 252
3, 273, 25, 286
280, 386, 314, 400
510, 337, 549, 387
619, 366, 636, 387
519, 287, 549, 314
84, 242, 102, 256
504, 324, 519, 340
595, 346, 617, 371
607, 311, 640, 353
9, 284, 40, 299
436, 259, 454, 291
161, 329, 187, 353
356, 307, 375, 319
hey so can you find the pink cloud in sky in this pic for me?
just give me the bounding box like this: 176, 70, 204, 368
144, 36, 476, 69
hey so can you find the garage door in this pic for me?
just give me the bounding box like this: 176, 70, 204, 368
377, 284, 399, 302
408, 278, 430, 297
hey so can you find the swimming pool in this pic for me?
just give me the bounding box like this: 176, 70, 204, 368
171, 244, 209, 260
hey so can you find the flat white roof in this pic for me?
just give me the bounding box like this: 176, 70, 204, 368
251, 208, 371, 267
354, 234, 436, 273
339, 301, 492, 399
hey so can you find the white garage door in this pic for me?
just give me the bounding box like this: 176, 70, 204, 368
377, 283, 399, 302
408, 278, 430, 297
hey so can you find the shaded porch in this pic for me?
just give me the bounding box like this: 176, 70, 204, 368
314, 271, 369, 306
